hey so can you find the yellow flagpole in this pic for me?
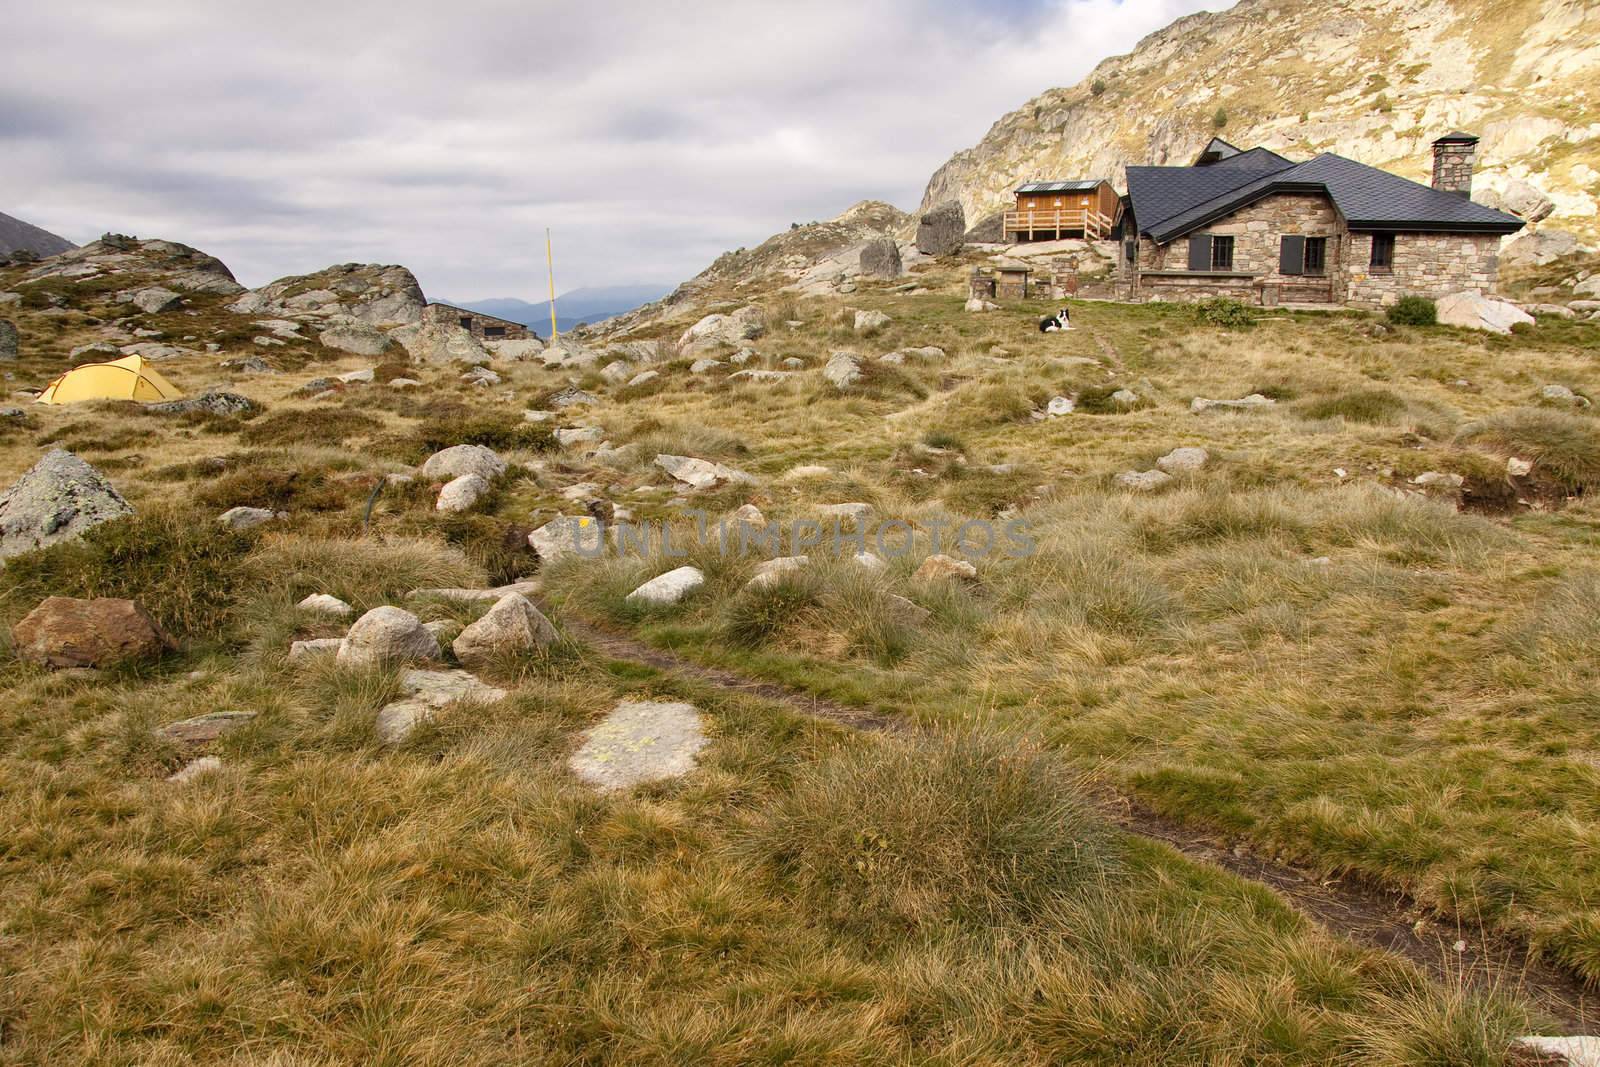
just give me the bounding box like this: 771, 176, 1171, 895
545, 228, 558, 341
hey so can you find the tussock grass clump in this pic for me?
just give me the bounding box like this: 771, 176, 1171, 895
735, 730, 1117, 941
1298, 387, 1408, 424
1127, 488, 1309, 554
431, 514, 536, 586
243, 535, 482, 612
722, 574, 821, 647
239, 408, 382, 447
413, 410, 556, 457
1458, 407, 1600, 493
193, 463, 355, 512
0, 508, 257, 637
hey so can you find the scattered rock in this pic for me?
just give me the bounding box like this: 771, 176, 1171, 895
1541, 384, 1591, 407
746, 555, 809, 589
167, 756, 223, 784
319, 324, 392, 357
1190, 394, 1274, 413
818, 502, 873, 523
336, 606, 440, 667
916, 200, 966, 256
823, 351, 863, 389
1156, 446, 1209, 474
528, 515, 604, 563
626, 565, 705, 605
0, 319, 17, 361
1508, 457, 1534, 477
1512, 1036, 1600, 1066
420, 444, 506, 482
289, 637, 344, 661
217, 506, 281, 531
1046, 396, 1074, 416
626, 370, 660, 387
1110, 388, 1140, 407
547, 386, 597, 409
568, 699, 709, 792
389, 377, 420, 389
220, 355, 274, 374
69, 341, 120, 362
678, 307, 765, 351
159, 711, 255, 746
147, 391, 259, 417
127, 287, 181, 314
436, 473, 491, 513
915, 554, 977, 581
1410, 471, 1464, 489
1114, 469, 1175, 491
452, 592, 558, 666
689, 358, 726, 374
729, 368, 795, 383
1436, 291, 1535, 335
486, 337, 545, 361
852, 551, 887, 571
785, 464, 832, 480
12, 596, 170, 668
461, 366, 501, 387
1500, 230, 1583, 269
297, 593, 353, 617
859, 238, 902, 279
1481, 179, 1555, 223
655, 454, 754, 490
0, 449, 132, 561
965, 297, 998, 312
376, 668, 507, 744
854, 310, 892, 334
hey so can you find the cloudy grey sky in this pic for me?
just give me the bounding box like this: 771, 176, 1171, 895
2, 0, 1233, 300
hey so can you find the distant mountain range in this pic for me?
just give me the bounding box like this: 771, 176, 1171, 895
0, 211, 75, 258
444, 284, 670, 335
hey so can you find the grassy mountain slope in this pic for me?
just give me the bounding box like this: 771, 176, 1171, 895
920, 0, 1600, 240
2, 233, 1599, 1058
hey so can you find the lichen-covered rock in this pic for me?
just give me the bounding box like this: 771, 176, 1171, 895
232, 264, 424, 324
297, 593, 353, 617
655, 454, 754, 489
1156, 446, 1209, 473
375, 669, 507, 744
420, 444, 506, 482
217, 506, 281, 531
390, 322, 490, 365
159, 711, 255, 745
12, 596, 170, 668
451, 592, 558, 666
853, 310, 891, 334
914, 554, 978, 581
147, 391, 259, 417
1436, 291, 1536, 335
528, 515, 604, 563
319, 323, 393, 357
823, 351, 863, 389
1114, 469, 1175, 491
336, 606, 440, 667
569, 700, 708, 792
0, 449, 132, 561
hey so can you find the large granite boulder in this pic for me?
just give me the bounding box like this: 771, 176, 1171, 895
916, 200, 966, 257
12, 596, 170, 668
451, 592, 558, 666
419, 444, 506, 482
1436, 291, 1536, 334
319, 323, 393, 357
0, 449, 132, 561
336, 606, 440, 667
858, 239, 902, 279
389, 322, 490, 365
1500, 229, 1585, 269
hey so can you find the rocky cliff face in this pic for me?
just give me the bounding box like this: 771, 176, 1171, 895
921, 0, 1600, 240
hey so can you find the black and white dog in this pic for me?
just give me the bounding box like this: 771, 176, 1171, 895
1038, 306, 1073, 332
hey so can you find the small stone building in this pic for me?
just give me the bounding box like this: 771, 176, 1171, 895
1117, 133, 1524, 309
422, 302, 531, 341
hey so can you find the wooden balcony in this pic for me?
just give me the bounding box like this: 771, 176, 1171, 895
1003, 208, 1114, 241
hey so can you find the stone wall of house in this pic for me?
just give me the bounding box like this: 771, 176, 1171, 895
421, 302, 530, 341
1131, 193, 1342, 304
1339, 232, 1502, 309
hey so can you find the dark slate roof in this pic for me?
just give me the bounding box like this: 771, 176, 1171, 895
1125, 154, 1295, 233
1208, 146, 1294, 170
1016, 179, 1105, 194
1144, 152, 1524, 242
1194, 137, 1243, 164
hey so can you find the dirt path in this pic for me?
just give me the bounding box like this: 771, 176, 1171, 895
559, 612, 1597, 1033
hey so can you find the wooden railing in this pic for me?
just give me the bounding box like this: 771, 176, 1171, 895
1003, 209, 1113, 241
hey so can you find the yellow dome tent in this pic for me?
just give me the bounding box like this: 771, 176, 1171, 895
35, 354, 183, 405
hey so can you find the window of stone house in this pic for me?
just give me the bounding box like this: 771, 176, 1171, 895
1304, 237, 1327, 275
459, 316, 474, 330
1211, 236, 1235, 271
1370, 234, 1395, 271
484, 326, 507, 339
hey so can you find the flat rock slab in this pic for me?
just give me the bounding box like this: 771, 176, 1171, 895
568, 700, 708, 793
160, 711, 256, 745
1516, 1036, 1600, 1066
375, 669, 507, 744
408, 580, 540, 603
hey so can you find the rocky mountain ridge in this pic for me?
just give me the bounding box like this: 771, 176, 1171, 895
0, 211, 75, 261
920, 0, 1600, 243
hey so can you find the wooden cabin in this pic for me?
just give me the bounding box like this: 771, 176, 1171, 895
1005, 180, 1119, 242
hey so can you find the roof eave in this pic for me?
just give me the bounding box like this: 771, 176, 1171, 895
1344, 218, 1525, 235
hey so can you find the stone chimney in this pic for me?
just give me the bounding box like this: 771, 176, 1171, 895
1431, 132, 1479, 199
